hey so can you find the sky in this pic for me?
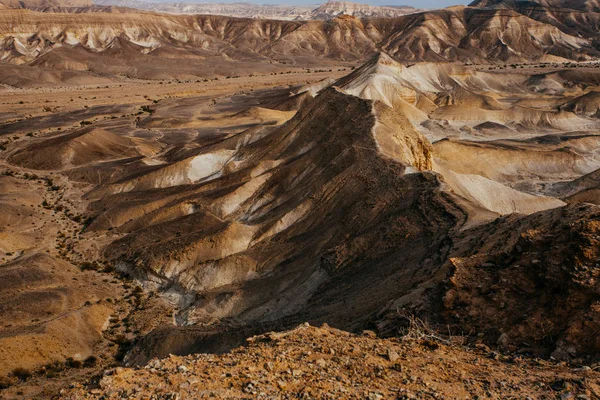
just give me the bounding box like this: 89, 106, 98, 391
293, 0, 469, 5
179, 0, 470, 7
313, 0, 468, 5
369, 0, 469, 5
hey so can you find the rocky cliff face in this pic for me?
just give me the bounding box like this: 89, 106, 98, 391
441, 204, 600, 359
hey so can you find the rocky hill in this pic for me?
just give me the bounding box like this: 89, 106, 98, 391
5, 53, 598, 373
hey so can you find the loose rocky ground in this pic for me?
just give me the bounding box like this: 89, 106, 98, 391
62, 324, 600, 399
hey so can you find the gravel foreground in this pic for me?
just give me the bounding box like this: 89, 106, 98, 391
61, 324, 600, 399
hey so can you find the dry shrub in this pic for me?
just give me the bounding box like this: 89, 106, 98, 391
11, 367, 31, 382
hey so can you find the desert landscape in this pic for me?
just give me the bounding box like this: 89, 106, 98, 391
0, 0, 600, 398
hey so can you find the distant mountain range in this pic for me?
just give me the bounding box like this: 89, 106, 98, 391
0, 0, 422, 20
0, 0, 92, 7
88, 0, 421, 20
2, 0, 600, 71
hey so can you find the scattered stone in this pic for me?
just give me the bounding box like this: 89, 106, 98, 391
475, 343, 490, 352
387, 349, 400, 363
497, 333, 509, 348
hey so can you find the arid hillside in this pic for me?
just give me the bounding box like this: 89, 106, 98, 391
3, 52, 600, 379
